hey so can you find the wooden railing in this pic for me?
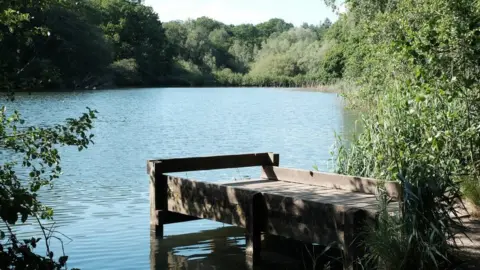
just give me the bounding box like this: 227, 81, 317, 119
147, 152, 279, 173
146, 152, 280, 236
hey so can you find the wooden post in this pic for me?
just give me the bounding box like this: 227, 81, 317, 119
269, 153, 280, 166
343, 208, 369, 270
148, 161, 167, 237
245, 193, 265, 269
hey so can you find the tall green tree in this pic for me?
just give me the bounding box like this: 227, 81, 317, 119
94, 0, 173, 85
256, 18, 294, 39
0, 0, 113, 90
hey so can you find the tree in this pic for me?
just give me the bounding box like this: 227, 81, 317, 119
192, 16, 224, 32
250, 28, 321, 77
92, 0, 173, 85
256, 18, 294, 39
230, 23, 260, 47
41, 1, 112, 89
0, 0, 54, 91
184, 25, 211, 67
0, 0, 114, 90
208, 28, 231, 50
164, 21, 188, 58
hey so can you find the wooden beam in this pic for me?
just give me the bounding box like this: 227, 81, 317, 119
161, 211, 199, 224
148, 152, 279, 173
261, 166, 402, 200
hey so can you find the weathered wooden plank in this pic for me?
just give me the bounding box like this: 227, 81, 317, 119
261, 166, 402, 200
166, 175, 260, 227
166, 176, 258, 205
266, 217, 344, 246
224, 179, 382, 214
168, 196, 248, 226
148, 152, 279, 173
221, 179, 278, 186
263, 193, 349, 228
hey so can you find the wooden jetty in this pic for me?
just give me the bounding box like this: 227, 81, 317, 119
147, 152, 401, 270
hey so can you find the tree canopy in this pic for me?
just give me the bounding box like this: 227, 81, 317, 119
1, 1, 336, 89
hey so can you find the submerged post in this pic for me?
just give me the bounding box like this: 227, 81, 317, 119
245, 192, 265, 269
148, 161, 167, 237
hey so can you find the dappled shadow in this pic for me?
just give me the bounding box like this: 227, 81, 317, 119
261, 166, 401, 200
159, 172, 371, 269
165, 175, 262, 227
456, 218, 480, 266
147, 154, 392, 270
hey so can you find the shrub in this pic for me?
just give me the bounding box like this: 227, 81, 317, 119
110, 58, 142, 87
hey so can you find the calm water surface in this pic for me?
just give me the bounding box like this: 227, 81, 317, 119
9, 87, 356, 269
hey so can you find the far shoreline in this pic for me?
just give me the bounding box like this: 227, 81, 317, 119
4, 83, 347, 94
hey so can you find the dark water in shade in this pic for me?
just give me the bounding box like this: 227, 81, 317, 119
4, 87, 357, 269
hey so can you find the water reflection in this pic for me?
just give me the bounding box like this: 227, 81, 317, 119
150, 225, 344, 270
151, 226, 248, 270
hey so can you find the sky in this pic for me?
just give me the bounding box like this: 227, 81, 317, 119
143, 0, 338, 26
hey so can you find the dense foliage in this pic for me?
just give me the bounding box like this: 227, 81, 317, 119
0, 106, 96, 270
1, 1, 98, 268
164, 17, 335, 86
1, 0, 339, 90
327, 0, 480, 268
1, 0, 171, 90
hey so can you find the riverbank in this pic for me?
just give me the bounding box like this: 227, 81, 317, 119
6, 82, 348, 94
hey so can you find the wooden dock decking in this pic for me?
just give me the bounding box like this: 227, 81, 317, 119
147, 153, 401, 270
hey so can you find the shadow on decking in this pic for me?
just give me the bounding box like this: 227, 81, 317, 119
455, 218, 480, 269
159, 173, 372, 270
147, 153, 403, 270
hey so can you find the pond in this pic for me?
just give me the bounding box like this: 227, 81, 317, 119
7, 87, 357, 269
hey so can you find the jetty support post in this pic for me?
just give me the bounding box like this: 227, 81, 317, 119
245, 192, 265, 269
148, 160, 167, 237
343, 208, 371, 270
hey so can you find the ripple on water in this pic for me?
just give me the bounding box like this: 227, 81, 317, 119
4, 88, 355, 269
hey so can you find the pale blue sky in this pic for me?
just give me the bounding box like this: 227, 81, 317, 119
144, 0, 338, 26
